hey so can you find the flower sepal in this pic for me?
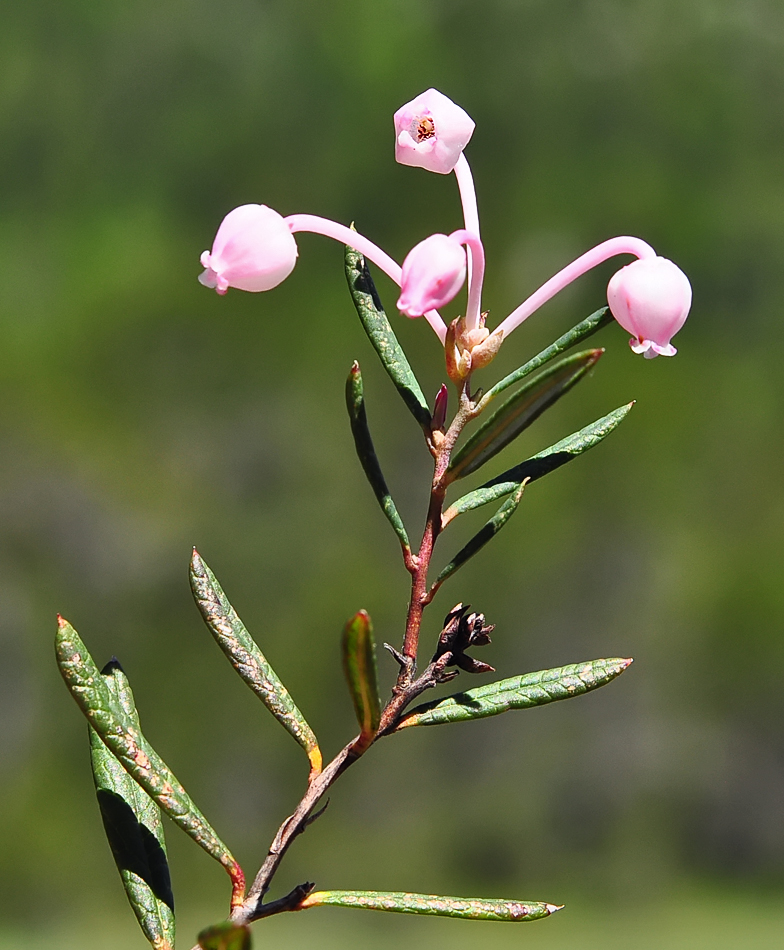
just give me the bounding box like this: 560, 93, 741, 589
445, 315, 504, 385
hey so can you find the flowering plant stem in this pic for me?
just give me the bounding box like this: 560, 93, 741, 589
221, 381, 479, 932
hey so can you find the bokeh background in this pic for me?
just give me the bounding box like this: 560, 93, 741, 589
2, 1, 784, 947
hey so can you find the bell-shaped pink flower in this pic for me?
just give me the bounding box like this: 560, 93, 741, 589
199, 204, 298, 295
394, 89, 475, 175
607, 256, 692, 358
397, 233, 467, 318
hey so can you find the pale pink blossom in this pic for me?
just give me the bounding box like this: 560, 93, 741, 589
397, 234, 467, 317
394, 89, 475, 175
198, 206, 449, 340
200, 94, 691, 368
199, 204, 298, 294
607, 256, 692, 358
397, 229, 485, 331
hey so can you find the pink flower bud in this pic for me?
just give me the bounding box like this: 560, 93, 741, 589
394, 89, 475, 175
397, 233, 467, 318
198, 204, 298, 295
607, 256, 692, 358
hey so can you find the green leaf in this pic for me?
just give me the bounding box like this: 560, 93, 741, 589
198, 920, 251, 950
481, 402, 634, 494
434, 483, 527, 589
449, 349, 603, 480
190, 551, 322, 777
55, 616, 246, 907
342, 611, 381, 751
481, 307, 613, 408
346, 362, 410, 551
345, 245, 431, 431
301, 889, 561, 921
396, 657, 632, 729
443, 403, 634, 522
90, 659, 175, 950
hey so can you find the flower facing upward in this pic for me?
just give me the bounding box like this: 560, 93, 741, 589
607, 256, 692, 358
199, 204, 298, 294
394, 89, 475, 174
397, 233, 467, 317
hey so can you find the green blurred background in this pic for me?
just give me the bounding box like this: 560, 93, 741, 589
2, 0, 784, 946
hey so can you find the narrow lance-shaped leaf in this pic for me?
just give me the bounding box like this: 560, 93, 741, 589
190, 550, 322, 777
56, 617, 246, 907
482, 402, 634, 494
434, 483, 527, 591
345, 245, 431, 431
198, 920, 251, 950
90, 659, 175, 950
396, 657, 632, 729
342, 610, 381, 753
346, 362, 410, 551
300, 890, 561, 921
480, 306, 613, 408
449, 349, 603, 480
443, 403, 635, 523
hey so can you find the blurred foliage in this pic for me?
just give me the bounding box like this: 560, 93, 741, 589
2, 0, 784, 946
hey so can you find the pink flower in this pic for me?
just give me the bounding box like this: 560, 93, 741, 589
199, 204, 298, 294
397, 233, 467, 317
607, 256, 692, 358
394, 89, 475, 175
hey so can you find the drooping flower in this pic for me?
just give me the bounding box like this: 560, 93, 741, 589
199, 204, 298, 294
199, 91, 691, 371
394, 89, 475, 175
397, 234, 467, 317
607, 257, 692, 358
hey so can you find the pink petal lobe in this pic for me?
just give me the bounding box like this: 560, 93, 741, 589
393, 89, 475, 174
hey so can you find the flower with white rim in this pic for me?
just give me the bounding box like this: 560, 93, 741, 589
607, 256, 692, 358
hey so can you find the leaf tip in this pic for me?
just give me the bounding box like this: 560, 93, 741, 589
56, 613, 68, 629
546, 903, 564, 914
100, 656, 124, 675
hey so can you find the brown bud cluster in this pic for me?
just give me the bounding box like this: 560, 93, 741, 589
432, 603, 495, 675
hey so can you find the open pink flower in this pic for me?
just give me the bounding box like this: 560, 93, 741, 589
607, 257, 692, 358
394, 89, 475, 175
199, 204, 298, 294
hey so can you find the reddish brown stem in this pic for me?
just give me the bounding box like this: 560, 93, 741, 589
223, 380, 482, 935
